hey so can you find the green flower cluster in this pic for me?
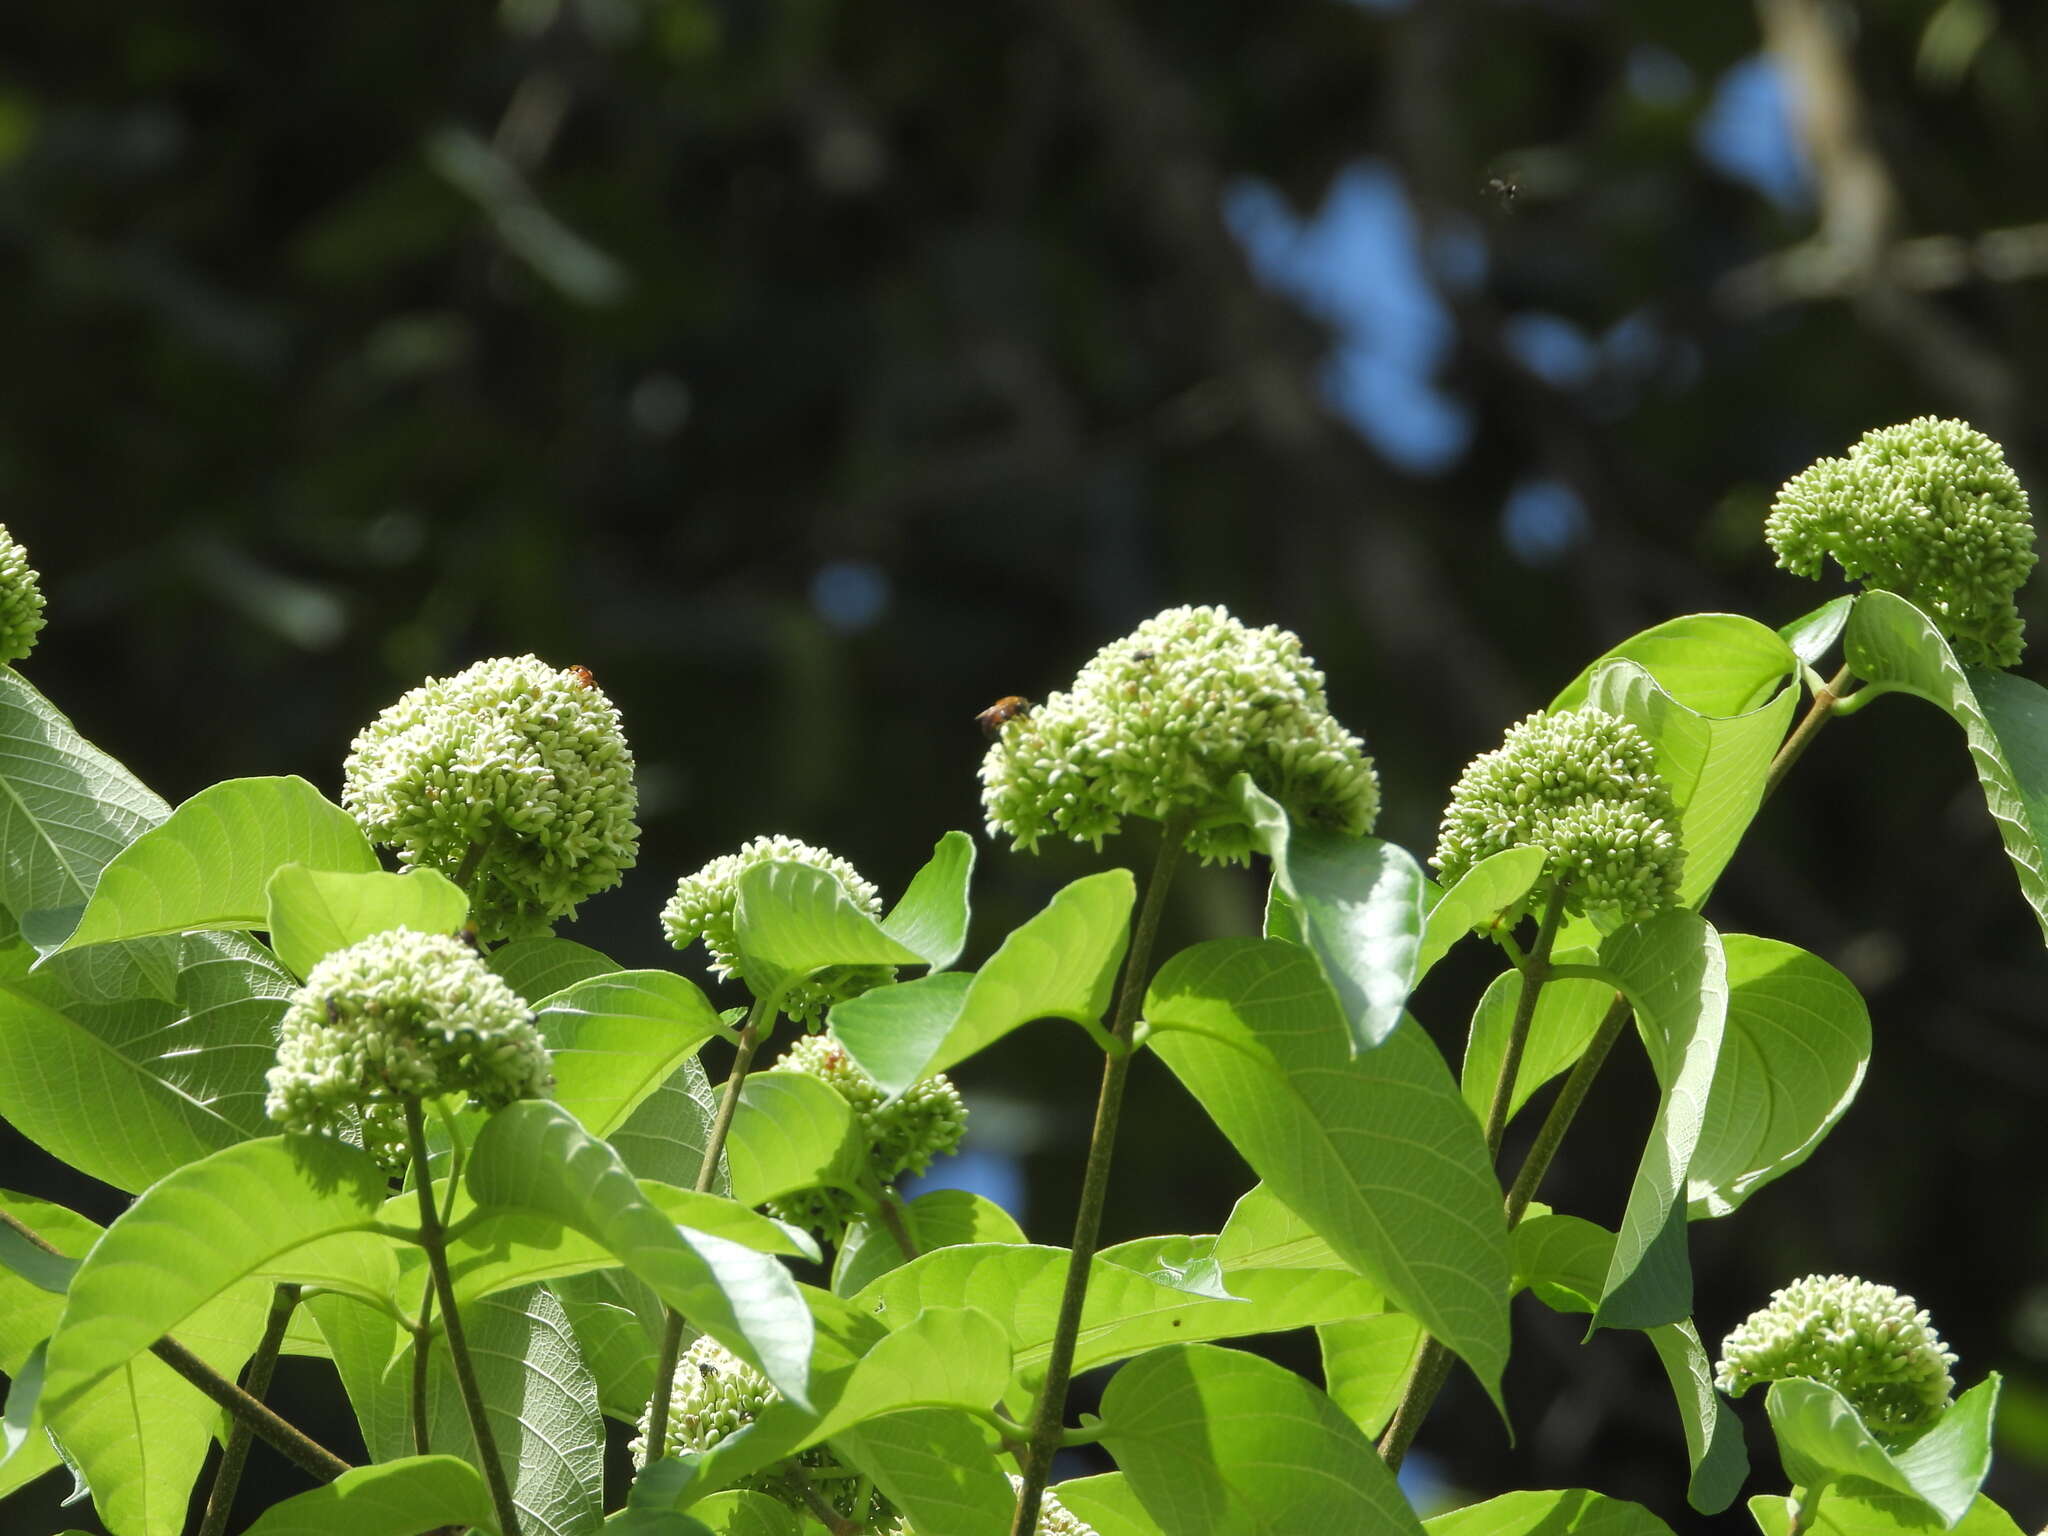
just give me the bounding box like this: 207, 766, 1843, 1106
764, 1030, 967, 1236
1716, 1273, 1957, 1445
265, 927, 551, 1164
1766, 417, 2036, 668
1434, 706, 1683, 924
979, 604, 1380, 865
342, 655, 640, 942
1009, 1477, 1100, 1536
0, 524, 47, 665
661, 835, 896, 1022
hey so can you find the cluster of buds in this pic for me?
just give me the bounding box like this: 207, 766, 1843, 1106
763, 1030, 967, 1237
0, 524, 46, 666
979, 604, 1380, 865
264, 927, 552, 1165
1766, 417, 2036, 668
661, 835, 898, 1023
1434, 706, 1684, 924
343, 655, 640, 942
1716, 1273, 1957, 1446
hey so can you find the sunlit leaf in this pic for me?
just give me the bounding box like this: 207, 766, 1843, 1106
831, 1407, 1013, 1536
1766, 1374, 1999, 1529
732, 860, 923, 1008
1425, 1489, 1677, 1536
1416, 847, 1548, 980
265, 864, 466, 978
1551, 613, 1797, 718
1460, 949, 1614, 1127
880, 831, 975, 970
237, 1455, 497, 1536
833, 1188, 1026, 1298
490, 936, 622, 1003
726, 1070, 862, 1207
536, 969, 727, 1140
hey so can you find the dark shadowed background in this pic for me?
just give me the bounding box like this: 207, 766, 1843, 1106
5, 0, 2048, 1530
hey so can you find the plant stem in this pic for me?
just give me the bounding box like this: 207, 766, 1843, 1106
0, 1211, 352, 1483
196, 1282, 301, 1536
645, 996, 774, 1465
1379, 890, 1567, 1471
410, 1286, 436, 1457
876, 1189, 921, 1262
405, 1097, 522, 1536
1011, 819, 1188, 1536
1504, 994, 1634, 1228
1763, 662, 1856, 802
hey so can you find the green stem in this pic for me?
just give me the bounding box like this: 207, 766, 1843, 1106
1011, 819, 1189, 1536
196, 1282, 301, 1536
451, 839, 491, 897
1379, 889, 1567, 1471
410, 1285, 436, 1457
406, 1097, 522, 1536
1789, 1483, 1827, 1536
876, 1189, 921, 1262
645, 996, 774, 1465
1504, 994, 1633, 1228
1763, 662, 1856, 802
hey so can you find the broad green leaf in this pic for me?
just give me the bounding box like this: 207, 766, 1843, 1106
1748, 1491, 2026, 1536
610, 1055, 723, 1191
42, 1135, 393, 1413
0, 1219, 76, 1296
57, 776, 377, 954
1098, 1232, 1236, 1300
831, 1407, 1014, 1536
467, 1100, 815, 1408
1551, 613, 1797, 718
1234, 775, 1429, 1051
610, 1454, 718, 1534
0, 668, 168, 922
1099, 1343, 1425, 1536
1781, 596, 1856, 668
1416, 847, 1548, 979
0, 930, 297, 1192
1318, 1314, 1422, 1439
1765, 1375, 2000, 1528
1213, 1183, 1347, 1272
834, 870, 1134, 1096
1425, 1489, 1677, 1536
1585, 659, 1797, 908
732, 860, 924, 1006
1055, 1473, 1172, 1536
801, 1305, 1010, 1445
237, 1455, 497, 1536
1, 1338, 44, 1468
492, 936, 623, 1002
1844, 591, 2048, 942
265, 864, 467, 978
833, 1188, 1026, 1297
306, 1290, 412, 1464
1592, 912, 1726, 1330
1459, 949, 1614, 1127
552, 1268, 665, 1419
1689, 936, 1869, 1218
690, 1491, 804, 1536
0, 1191, 102, 1372
1145, 938, 1510, 1407
538, 969, 727, 1139
880, 831, 975, 970
727, 1070, 863, 1206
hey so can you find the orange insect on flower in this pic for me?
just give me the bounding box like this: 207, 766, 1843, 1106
976, 696, 1033, 739
566, 665, 597, 688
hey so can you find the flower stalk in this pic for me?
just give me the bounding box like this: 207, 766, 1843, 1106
196, 1282, 301, 1536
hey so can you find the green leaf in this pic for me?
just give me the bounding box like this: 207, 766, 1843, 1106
1424, 1489, 1678, 1536
1592, 912, 1726, 1330
55, 776, 377, 954
732, 861, 924, 1005
1551, 613, 1797, 717
726, 1070, 863, 1207
1584, 658, 1797, 909
0, 1191, 102, 1371
237, 1455, 498, 1536
1748, 1490, 2026, 1536
1233, 775, 1429, 1051
834, 870, 1134, 1096
265, 864, 467, 978
830, 1407, 1014, 1536
0, 1221, 76, 1296
0, 929, 297, 1192
491, 936, 623, 1002
466, 1100, 815, 1409
833, 1188, 1026, 1297
1459, 949, 1614, 1127
1416, 847, 1549, 980
1144, 938, 1511, 1408
1689, 936, 1869, 1218
551, 1268, 665, 1419
1099, 1343, 1426, 1536
689, 1490, 804, 1536
880, 830, 976, 970
1054, 1473, 1171, 1536
1317, 1314, 1423, 1439
41, 1135, 395, 1413
2, 1338, 46, 1468
1843, 591, 2048, 942
1212, 1183, 1348, 1273
1781, 596, 1856, 668
801, 1305, 1011, 1445
1765, 1375, 2000, 1528
609, 1055, 723, 1191
0, 668, 169, 923
537, 969, 727, 1139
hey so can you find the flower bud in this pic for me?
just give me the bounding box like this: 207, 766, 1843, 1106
1434, 707, 1684, 924
631, 1335, 775, 1468
0, 524, 47, 666
1766, 417, 2036, 668
342, 655, 639, 942
1008, 1476, 1101, 1536
661, 835, 895, 1022
265, 927, 551, 1163
979, 604, 1379, 865
1716, 1273, 1957, 1445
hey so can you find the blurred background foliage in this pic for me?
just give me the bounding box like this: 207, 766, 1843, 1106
6, 0, 2048, 1529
